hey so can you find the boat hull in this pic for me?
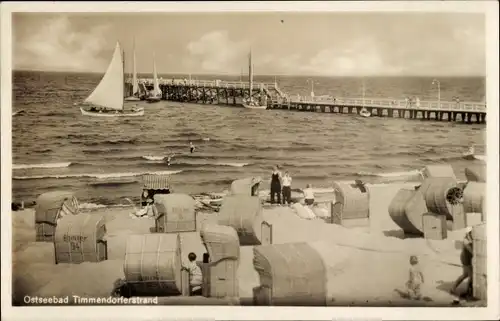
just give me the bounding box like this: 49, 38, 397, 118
243, 104, 267, 110
360, 109, 371, 117
462, 153, 476, 161
146, 97, 161, 103
80, 107, 144, 117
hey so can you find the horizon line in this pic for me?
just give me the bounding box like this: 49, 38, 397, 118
12, 68, 486, 79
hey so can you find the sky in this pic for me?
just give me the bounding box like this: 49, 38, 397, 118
12, 12, 486, 77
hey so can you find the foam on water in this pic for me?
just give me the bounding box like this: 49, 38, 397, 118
142, 155, 249, 167
142, 155, 166, 161
13, 170, 182, 180
13, 162, 72, 170
357, 169, 422, 178
214, 162, 249, 167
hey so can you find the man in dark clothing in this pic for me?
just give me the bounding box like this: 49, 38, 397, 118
269, 166, 282, 205
450, 227, 473, 297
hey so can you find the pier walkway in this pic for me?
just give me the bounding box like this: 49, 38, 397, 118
127, 78, 487, 124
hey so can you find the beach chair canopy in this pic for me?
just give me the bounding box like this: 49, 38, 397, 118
230, 176, 262, 196
35, 191, 79, 224
142, 174, 171, 190
200, 223, 240, 263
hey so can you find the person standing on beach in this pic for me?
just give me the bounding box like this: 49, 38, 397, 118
281, 171, 292, 205
270, 166, 282, 205
303, 184, 315, 207
450, 227, 474, 297
189, 142, 196, 154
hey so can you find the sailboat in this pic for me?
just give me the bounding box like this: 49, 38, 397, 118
146, 52, 162, 103
79, 42, 144, 117
125, 39, 143, 101
242, 50, 267, 110
359, 79, 371, 118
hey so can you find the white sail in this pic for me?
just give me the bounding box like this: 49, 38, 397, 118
362, 79, 365, 108
152, 52, 161, 97
248, 50, 253, 95
132, 39, 138, 96
84, 42, 124, 111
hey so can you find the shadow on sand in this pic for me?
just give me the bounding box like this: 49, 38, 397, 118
383, 230, 422, 240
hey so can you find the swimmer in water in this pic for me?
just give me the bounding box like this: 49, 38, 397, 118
189, 142, 195, 154
166, 153, 175, 166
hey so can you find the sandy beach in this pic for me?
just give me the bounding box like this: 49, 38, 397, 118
12, 181, 479, 306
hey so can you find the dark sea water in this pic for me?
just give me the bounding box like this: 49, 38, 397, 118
12, 70, 486, 207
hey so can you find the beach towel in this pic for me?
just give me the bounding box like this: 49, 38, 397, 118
291, 203, 316, 220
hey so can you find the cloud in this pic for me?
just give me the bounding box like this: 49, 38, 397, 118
186, 30, 249, 73
14, 16, 112, 72
286, 39, 394, 76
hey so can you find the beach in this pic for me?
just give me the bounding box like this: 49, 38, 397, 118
12, 181, 479, 306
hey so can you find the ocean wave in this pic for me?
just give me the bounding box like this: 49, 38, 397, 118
13, 170, 182, 180
420, 155, 464, 163
82, 138, 139, 147
215, 162, 249, 168
39, 111, 69, 117
141, 155, 249, 167
13, 162, 72, 170
37, 148, 53, 154
356, 169, 422, 178
82, 148, 127, 155
88, 180, 138, 187
142, 155, 166, 161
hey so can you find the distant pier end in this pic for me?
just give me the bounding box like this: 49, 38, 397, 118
126, 78, 487, 124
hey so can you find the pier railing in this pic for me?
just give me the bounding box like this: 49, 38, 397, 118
290, 95, 486, 112
127, 78, 486, 113
131, 78, 277, 90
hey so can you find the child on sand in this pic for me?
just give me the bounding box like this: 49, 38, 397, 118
189, 142, 196, 154
406, 255, 424, 300
185, 252, 203, 296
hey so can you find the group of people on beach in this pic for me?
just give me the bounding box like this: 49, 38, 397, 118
269, 165, 315, 206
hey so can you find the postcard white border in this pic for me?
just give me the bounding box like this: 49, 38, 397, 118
1, 1, 499, 320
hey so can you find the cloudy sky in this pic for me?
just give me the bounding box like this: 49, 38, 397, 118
13, 12, 485, 76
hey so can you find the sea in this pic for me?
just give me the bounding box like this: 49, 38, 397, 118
11, 70, 486, 208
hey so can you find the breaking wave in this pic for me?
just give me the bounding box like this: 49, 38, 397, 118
13, 162, 72, 170
13, 170, 182, 180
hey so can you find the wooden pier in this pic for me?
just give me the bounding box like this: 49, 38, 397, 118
126, 78, 487, 124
